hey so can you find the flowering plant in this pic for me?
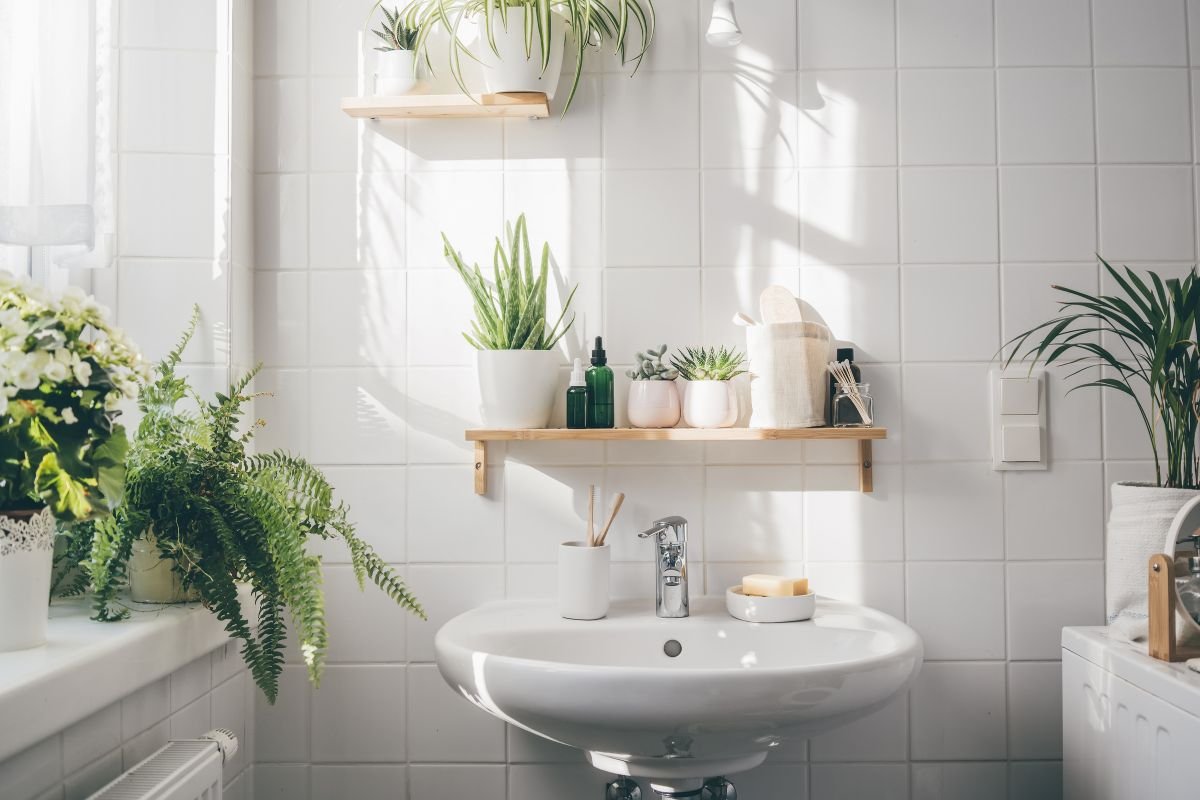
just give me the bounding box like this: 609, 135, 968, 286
0, 273, 145, 519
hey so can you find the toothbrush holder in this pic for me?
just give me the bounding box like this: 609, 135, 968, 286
558, 541, 610, 620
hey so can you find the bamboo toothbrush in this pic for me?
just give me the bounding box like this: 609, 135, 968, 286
587, 484, 596, 546
594, 493, 625, 547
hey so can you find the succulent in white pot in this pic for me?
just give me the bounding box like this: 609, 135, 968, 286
672, 346, 747, 429
398, 0, 655, 112
372, 6, 421, 94
625, 344, 679, 429
444, 214, 578, 429
1005, 258, 1200, 642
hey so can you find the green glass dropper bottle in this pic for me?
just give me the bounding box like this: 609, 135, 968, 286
586, 336, 615, 429
566, 358, 587, 429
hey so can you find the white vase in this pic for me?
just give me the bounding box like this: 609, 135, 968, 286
627, 381, 681, 429
376, 49, 418, 95
681, 380, 738, 429
0, 507, 55, 652
477, 349, 561, 429
480, 7, 565, 99
128, 536, 199, 604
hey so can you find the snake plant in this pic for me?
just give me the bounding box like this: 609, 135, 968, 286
397, 0, 655, 112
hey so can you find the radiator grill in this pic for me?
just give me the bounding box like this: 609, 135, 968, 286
88, 730, 237, 800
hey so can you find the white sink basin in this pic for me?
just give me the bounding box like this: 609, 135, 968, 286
435, 596, 922, 786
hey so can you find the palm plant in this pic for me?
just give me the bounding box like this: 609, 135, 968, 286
373, 6, 420, 50
1004, 258, 1200, 490
442, 213, 577, 350
398, 0, 655, 112
670, 346, 747, 382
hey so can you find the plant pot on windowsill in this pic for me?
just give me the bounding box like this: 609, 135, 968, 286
0, 506, 56, 652
128, 533, 200, 604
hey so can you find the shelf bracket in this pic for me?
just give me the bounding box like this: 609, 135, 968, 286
858, 440, 874, 493
474, 441, 488, 496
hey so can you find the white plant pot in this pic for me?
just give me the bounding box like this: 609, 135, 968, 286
627, 381, 681, 429
477, 349, 562, 429
681, 380, 738, 429
129, 536, 199, 604
480, 7, 565, 99
376, 49, 419, 95
0, 508, 55, 652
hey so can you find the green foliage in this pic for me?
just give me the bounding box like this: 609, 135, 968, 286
443, 213, 577, 350
670, 346, 747, 382
1004, 258, 1200, 489
373, 5, 420, 50
625, 344, 677, 381
65, 308, 424, 701
397, 0, 655, 113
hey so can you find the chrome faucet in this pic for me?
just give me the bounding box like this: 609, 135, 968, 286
639, 516, 689, 618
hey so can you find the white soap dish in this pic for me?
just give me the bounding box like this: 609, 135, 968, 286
726, 585, 815, 623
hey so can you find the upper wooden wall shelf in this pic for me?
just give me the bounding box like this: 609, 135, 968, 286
341, 92, 549, 120
465, 427, 888, 495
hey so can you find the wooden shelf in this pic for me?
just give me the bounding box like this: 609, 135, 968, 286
465, 427, 888, 495
341, 92, 549, 120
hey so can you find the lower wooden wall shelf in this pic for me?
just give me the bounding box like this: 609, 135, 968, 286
464, 427, 888, 495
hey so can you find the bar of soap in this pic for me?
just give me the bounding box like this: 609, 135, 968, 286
742, 574, 809, 597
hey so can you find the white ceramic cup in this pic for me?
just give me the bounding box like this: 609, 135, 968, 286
558, 541, 610, 620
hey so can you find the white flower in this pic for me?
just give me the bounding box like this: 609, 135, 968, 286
72, 359, 92, 386
61, 407, 77, 424
12, 358, 40, 390
42, 360, 68, 383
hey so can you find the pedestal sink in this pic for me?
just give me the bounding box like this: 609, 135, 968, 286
435, 595, 922, 793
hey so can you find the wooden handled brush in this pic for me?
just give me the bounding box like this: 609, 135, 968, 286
594, 493, 625, 547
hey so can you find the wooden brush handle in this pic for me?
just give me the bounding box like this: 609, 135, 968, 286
587, 485, 595, 547
595, 493, 625, 547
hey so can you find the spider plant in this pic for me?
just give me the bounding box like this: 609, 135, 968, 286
1003, 257, 1200, 490
373, 6, 420, 50
397, 0, 655, 112
671, 346, 748, 382
442, 213, 578, 350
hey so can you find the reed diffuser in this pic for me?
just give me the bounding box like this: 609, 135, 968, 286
827, 360, 873, 427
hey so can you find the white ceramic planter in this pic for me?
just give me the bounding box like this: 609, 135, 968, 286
477, 349, 561, 429
0, 508, 55, 652
376, 49, 418, 95
681, 380, 738, 428
627, 381, 681, 429
128, 536, 199, 604
480, 7, 565, 99
558, 541, 609, 620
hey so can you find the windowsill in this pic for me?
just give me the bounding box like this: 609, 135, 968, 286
0, 593, 241, 762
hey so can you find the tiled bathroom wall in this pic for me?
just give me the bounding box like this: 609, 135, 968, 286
245, 0, 1200, 798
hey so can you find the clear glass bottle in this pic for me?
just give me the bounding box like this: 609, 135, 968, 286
1176, 536, 1200, 625
832, 383, 873, 428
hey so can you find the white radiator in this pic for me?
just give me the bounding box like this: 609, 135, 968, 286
87, 729, 238, 800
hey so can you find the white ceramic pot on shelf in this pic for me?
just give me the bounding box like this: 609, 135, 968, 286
480, 7, 565, 99
477, 349, 561, 429
376, 49, 419, 95
681, 380, 738, 428
128, 536, 200, 604
0, 507, 55, 652
627, 380, 681, 429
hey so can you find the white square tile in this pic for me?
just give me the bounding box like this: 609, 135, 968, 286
251, 369, 311, 457
810, 764, 908, 800
255, 0, 309, 75
701, 72, 800, 169
169, 695, 212, 740
616, 0, 698, 72
309, 0, 366, 75
721, 765, 810, 799
906, 562, 1006, 659
406, 368, 483, 463
358, 171, 408, 270
901, 264, 999, 361
502, 171, 603, 270
405, 565, 506, 661
504, 77, 603, 169
1008, 761, 1063, 800
120, 155, 224, 259
406, 172, 504, 269
310, 766, 407, 800
407, 664, 506, 762
62, 703, 120, 775
254, 765, 311, 800
999, 167, 1097, 262
900, 69, 996, 165
309, 270, 406, 366
798, 70, 897, 167
799, 265, 900, 363
406, 119, 504, 172
405, 269, 477, 366
408, 466, 505, 561
1093, 0, 1188, 66
1008, 661, 1063, 759
905, 463, 1004, 560
308, 76, 360, 173
996, 0, 1091, 66
308, 368, 406, 464
311, 666, 405, 762
912, 763, 1007, 800
900, 168, 998, 263
323, 565, 409, 662
604, 269, 701, 363
170, 656, 212, 712
1043, 365, 1104, 461
1005, 462, 1104, 560
804, 465, 904, 562
800, 168, 899, 264
701, 0, 798, 71
1095, 69, 1192, 163
254, 271, 308, 367
121, 677, 170, 739
997, 69, 1095, 163
254, 78, 308, 173
1007, 560, 1104, 659
120, 50, 220, 154
798, 0, 896, 69
306, 172, 360, 272
704, 466, 805, 561
0, 737, 61, 800
505, 465, 605, 562
410, 765, 506, 800
604, 171, 700, 266
1000, 262, 1099, 352
910, 662, 1008, 760
254, 666, 311, 762
810, 694, 908, 761
313, 466, 406, 563
509, 766, 649, 800
602, 466, 704, 562
117, 260, 229, 363
604, 73, 699, 169
702, 172, 801, 268
255, 173, 308, 270
1099, 166, 1196, 261
119, 0, 218, 49
897, 0, 993, 67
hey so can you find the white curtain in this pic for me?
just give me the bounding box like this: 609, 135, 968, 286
0, 0, 115, 276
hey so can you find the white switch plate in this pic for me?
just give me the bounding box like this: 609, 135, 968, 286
990, 369, 1047, 471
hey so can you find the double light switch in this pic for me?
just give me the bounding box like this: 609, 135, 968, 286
991, 369, 1047, 471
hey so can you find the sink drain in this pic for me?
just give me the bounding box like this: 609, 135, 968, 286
663, 639, 683, 658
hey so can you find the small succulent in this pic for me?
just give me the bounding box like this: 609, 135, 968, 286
373, 6, 419, 51
626, 344, 678, 381
670, 346, 748, 382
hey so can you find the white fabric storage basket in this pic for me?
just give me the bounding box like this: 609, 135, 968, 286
746, 321, 831, 429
